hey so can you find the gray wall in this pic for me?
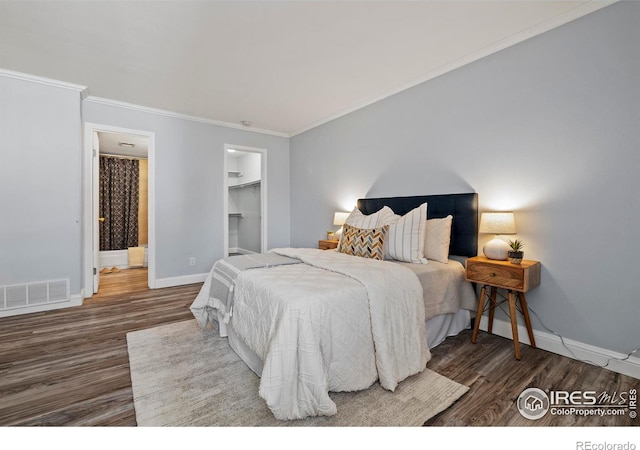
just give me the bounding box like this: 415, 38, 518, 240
83, 101, 290, 280
0, 71, 289, 298
0, 76, 84, 294
290, 2, 640, 354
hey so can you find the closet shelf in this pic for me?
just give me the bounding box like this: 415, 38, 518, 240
228, 180, 261, 190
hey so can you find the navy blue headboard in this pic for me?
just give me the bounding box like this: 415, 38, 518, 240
357, 193, 478, 258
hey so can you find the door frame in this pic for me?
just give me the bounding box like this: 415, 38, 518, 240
82, 122, 156, 296
223, 144, 267, 256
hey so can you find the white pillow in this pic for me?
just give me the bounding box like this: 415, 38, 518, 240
338, 206, 396, 251
385, 203, 428, 264
344, 206, 396, 229
424, 215, 453, 263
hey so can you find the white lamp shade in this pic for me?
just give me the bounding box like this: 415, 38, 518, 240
479, 212, 516, 235
333, 212, 350, 226
480, 212, 516, 260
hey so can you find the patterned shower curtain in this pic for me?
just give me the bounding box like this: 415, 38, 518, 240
99, 156, 139, 251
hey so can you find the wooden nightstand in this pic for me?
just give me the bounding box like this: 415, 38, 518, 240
318, 239, 339, 250
466, 256, 541, 360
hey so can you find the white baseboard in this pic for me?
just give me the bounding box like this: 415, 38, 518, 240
0, 294, 84, 318
477, 316, 640, 380
154, 273, 208, 289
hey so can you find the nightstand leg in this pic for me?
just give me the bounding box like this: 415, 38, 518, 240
487, 286, 497, 334
508, 291, 521, 360
471, 285, 487, 343
518, 292, 536, 348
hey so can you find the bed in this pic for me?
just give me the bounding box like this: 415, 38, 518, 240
190, 193, 478, 421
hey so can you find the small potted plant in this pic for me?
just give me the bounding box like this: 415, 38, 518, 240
508, 239, 524, 264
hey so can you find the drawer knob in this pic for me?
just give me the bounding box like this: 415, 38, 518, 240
490, 272, 496, 277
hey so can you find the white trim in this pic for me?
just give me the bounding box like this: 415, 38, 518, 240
83, 123, 157, 295
224, 144, 268, 257
0, 68, 88, 93
84, 96, 288, 138
147, 132, 157, 289
154, 273, 209, 289
477, 316, 640, 380
223, 145, 229, 257
0, 294, 83, 318
289, 0, 617, 137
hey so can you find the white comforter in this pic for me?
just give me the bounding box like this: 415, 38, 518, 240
229, 248, 430, 420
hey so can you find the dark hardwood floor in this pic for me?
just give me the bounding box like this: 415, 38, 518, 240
425, 331, 637, 426
0, 268, 195, 426
0, 268, 636, 426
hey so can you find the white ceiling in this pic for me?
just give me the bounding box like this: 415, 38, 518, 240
97, 131, 149, 159
0, 1, 614, 137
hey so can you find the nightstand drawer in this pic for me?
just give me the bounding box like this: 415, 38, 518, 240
466, 257, 540, 292
467, 262, 524, 290
318, 239, 339, 250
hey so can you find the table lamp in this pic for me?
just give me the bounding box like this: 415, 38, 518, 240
333, 212, 350, 240
479, 212, 516, 260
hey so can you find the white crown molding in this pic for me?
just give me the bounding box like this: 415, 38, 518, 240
84, 96, 289, 138
289, 0, 618, 137
3, 1, 617, 138
477, 315, 640, 380
0, 68, 88, 94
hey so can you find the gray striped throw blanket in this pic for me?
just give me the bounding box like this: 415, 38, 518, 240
190, 252, 300, 330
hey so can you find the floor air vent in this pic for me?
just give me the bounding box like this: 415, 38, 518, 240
1, 279, 70, 310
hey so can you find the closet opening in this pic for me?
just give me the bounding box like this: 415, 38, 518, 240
223, 144, 267, 257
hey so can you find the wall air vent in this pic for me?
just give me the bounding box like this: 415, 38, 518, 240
0, 279, 70, 311
28, 282, 48, 305
48, 280, 69, 302
6, 285, 27, 309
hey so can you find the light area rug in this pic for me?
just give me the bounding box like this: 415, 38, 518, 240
126, 319, 468, 427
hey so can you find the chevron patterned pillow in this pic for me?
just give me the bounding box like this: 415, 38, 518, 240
337, 224, 389, 260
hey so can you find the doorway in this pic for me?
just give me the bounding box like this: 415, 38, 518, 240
223, 144, 267, 256
83, 123, 156, 297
